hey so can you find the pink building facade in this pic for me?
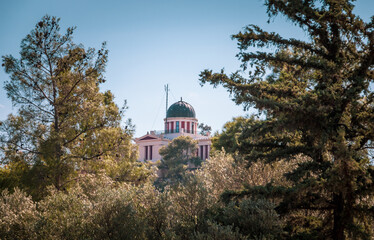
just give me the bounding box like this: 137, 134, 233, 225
134, 99, 211, 162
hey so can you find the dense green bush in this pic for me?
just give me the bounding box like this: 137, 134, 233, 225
0, 175, 148, 239
38, 178, 145, 239
218, 199, 282, 239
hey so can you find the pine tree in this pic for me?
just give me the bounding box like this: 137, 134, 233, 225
158, 136, 201, 187
200, 1, 374, 239
0, 16, 143, 199
198, 123, 212, 136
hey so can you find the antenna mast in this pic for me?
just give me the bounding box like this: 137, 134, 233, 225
165, 84, 169, 117
164, 84, 169, 132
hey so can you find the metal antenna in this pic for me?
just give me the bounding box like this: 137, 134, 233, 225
164, 84, 169, 132
165, 84, 169, 117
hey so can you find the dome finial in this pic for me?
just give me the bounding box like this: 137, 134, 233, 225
180, 97, 182, 101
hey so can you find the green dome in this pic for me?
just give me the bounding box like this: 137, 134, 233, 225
167, 100, 196, 118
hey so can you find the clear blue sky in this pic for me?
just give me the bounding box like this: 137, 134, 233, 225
1, 0, 373, 137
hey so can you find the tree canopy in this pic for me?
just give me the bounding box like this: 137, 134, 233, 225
158, 136, 201, 187
0, 16, 148, 199
200, 0, 374, 239
211, 116, 258, 153
198, 123, 211, 136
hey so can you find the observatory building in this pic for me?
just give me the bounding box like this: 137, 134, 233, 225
134, 98, 211, 162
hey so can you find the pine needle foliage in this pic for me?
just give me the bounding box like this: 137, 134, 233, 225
200, 1, 374, 239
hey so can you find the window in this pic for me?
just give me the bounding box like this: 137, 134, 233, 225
181, 121, 185, 129
200, 145, 204, 159
145, 146, 148, 160
145, 145, 153, 160
187, 122, 190, 133
176, 121, 179, 133
149, 146, 153, 160
205, 145, 208, 160
192, 123, 194, 134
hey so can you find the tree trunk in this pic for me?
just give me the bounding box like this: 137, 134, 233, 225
333, 193, 345, 240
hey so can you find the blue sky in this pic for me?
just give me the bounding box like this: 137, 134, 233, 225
1, 0, 373, 137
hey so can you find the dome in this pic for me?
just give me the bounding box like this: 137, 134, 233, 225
166, 99, 196, 118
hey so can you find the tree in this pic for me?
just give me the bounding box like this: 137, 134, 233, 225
195, 150, 296, 202
198, 123, 211, 136
211, 116, 256, 153
0, 16, 144, 199
200, 1, 374, 239
168, 176, 210, 238
158, 136, 200, 186
217, 198, 282, 239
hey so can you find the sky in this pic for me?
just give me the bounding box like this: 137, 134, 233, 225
0, 0, 373, 137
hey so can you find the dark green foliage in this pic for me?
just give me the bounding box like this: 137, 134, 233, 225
198, 123, 212, 136
212, 116, 259, 154
218, 198, 282, 239
200, 0, 374, 239
157, 136, 201, 187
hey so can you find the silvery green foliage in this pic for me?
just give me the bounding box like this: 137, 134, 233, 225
37, 174, 145, 240
0, 175, 148, 240
0, 188, 38, 240
168, 176, 211, 239
195, 150, 296, 201
193, 221, 246, 240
